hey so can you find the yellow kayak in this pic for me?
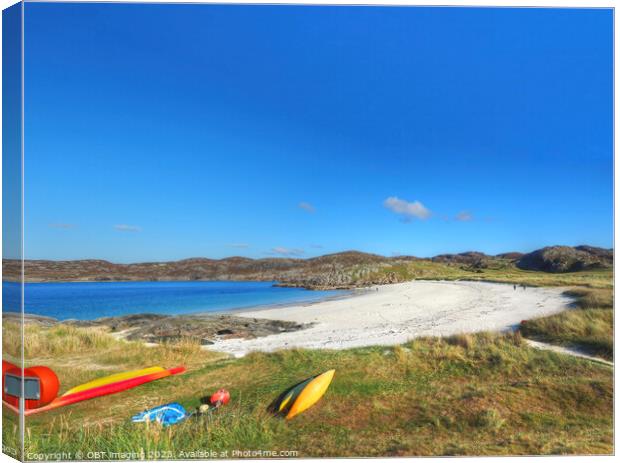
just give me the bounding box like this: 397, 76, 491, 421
271, 369, 335, 420
62, 366, 166, 396
277, 377, 314, 413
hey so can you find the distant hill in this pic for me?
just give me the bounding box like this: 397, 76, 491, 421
516, 245, 613, 273
2, 251, 393, 288
2, 245, 612, 286
495, 252, 524, 261
431, 252, 490, 266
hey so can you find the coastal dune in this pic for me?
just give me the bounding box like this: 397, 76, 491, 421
208, 281, 573, 357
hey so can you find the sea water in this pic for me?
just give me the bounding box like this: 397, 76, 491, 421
1, 280, 344, 320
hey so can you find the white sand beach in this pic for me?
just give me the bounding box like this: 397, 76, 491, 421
208, 280, 574, 358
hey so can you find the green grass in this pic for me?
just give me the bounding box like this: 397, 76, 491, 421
3, 264, 613, 458
521, 309, 613, 359
563, 288, 614, 309
2, 330, 613, 458
3, 323, 116, 361
519, 286, 613, 360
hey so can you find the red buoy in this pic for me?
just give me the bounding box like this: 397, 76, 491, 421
209, 389, 230, 407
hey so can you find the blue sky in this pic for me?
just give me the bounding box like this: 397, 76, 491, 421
16, 4, 613, 262
2, 2, 22, 261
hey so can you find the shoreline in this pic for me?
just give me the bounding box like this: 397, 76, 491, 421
5, 290, 359, 324
214, 287, 365, 316
206, 280, 575, 357
4, 281, 354, 322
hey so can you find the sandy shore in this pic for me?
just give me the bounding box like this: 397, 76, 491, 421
207, 280, 574, 357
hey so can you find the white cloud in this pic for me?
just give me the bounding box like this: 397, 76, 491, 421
456, 211, 473, 222
383, 196, 431, 221
228, 243, 250, 248
270, 246, 305, 257
49, 223, 76, 230
114, 224, 142, 232
298, 202, 316, 213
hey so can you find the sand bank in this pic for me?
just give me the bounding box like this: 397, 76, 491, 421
207, 280, 573, 357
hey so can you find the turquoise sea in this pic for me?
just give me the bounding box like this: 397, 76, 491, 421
1, 281, 345, 320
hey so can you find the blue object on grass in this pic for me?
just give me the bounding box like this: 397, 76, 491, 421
131, 402, 188, 426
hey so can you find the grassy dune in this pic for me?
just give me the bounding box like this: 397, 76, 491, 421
2, 265, 613, 458
520, 286, 613, 360
2, 330, 613, 458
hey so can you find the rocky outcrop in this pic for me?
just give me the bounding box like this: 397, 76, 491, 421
516, 246, 613, 273
3, 312, 58, 326
3, 312, 308, 345
79, 313, 308, 345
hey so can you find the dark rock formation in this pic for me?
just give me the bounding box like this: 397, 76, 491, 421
516, 246, 613, 273
79, 313, 309, 345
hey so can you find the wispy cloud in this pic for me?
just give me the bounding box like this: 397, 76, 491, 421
455, 211, 473, 222
383, 196, 431, 221
228, 243, 250, 249
270, 246, 305, 257
114, 224, 142, 232
298, 202, 316, 213
49, 223, 76, 230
